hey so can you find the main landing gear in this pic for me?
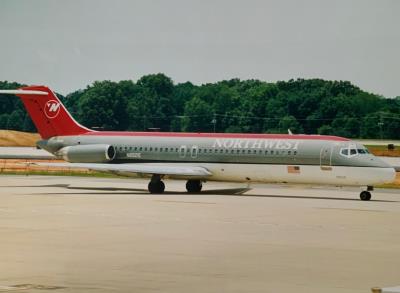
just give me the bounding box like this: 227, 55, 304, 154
147, 176, 203, 194
186, 179, 202, 193
148, 175, 165, 194
359, 186, 373, 201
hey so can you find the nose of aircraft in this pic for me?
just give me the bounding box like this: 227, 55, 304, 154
382, 167, 396, 184
372, 156, 396, 184
372, 155, 394, 168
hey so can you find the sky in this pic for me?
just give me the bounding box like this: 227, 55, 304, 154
0, 0, 399, 97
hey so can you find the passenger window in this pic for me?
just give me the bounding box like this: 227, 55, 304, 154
288, 151, 291, 155
139, 147, 142, 151
165, 148, 168, 152
155, 147, 158, 151
149, 147, 152, 151
294, 151, 297, 155
134, 147, 137, 151
271, 150, 274, 155
248, 150, 251, 154
144, 147, 147, 151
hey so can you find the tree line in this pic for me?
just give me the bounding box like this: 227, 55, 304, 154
0, 75, 399, 139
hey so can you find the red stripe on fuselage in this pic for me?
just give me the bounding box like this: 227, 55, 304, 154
80, 131, 349, 141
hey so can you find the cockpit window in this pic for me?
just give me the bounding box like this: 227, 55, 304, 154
340, 145, 360, 158
340, 146, 369, 158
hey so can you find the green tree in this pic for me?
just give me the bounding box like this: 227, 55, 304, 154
127, 74, 175, 131
7, 110, 24, 131
0, 114, 9, 129
278, 115, 304, 134
182, 97, 213, 132
78, 81, 129, 130
1, 77, 399, 139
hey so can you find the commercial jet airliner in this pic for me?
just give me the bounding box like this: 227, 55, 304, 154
0, 86, 395, 200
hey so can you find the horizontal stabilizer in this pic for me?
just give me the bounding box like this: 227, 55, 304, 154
0, 89, 48, 95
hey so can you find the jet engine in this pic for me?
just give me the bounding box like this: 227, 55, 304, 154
56, 144, 116, 163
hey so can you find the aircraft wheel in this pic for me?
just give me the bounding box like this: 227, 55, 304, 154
148, 180, 165, 194
186, 180, 202, 193
360, 191, 371, 201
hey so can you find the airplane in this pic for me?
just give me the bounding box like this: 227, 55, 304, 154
0, 85, 396, 200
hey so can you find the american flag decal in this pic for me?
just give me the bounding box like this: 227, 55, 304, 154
287, 166, 300, 174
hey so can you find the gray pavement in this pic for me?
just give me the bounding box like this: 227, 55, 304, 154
0, 175, 399, 293
0, 147, 55, 159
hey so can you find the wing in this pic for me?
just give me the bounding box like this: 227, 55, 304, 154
32, 162, 212, 177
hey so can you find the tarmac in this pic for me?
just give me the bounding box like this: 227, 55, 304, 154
0, 175, 399, 293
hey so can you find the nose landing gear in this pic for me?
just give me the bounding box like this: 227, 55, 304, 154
360, 186, 373, 201
360, 191, 371, 201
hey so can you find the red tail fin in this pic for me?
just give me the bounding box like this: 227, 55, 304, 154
2, 85, 93, 139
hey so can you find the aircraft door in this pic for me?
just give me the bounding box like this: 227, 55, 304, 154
320, 145, 333, 166
179, 146, 187, 158
191, 146, 198, 158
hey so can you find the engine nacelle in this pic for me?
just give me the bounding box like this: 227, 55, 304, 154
57, 144, 116, 163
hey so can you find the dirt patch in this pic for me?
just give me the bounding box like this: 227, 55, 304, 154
0, 130, 40, 147
0, 159, 89, 174
367, 145, 400, 157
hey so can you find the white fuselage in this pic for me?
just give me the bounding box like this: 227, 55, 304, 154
41, 133, 396, 187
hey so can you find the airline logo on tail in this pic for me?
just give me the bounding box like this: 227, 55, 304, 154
45, 100, 61, 118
